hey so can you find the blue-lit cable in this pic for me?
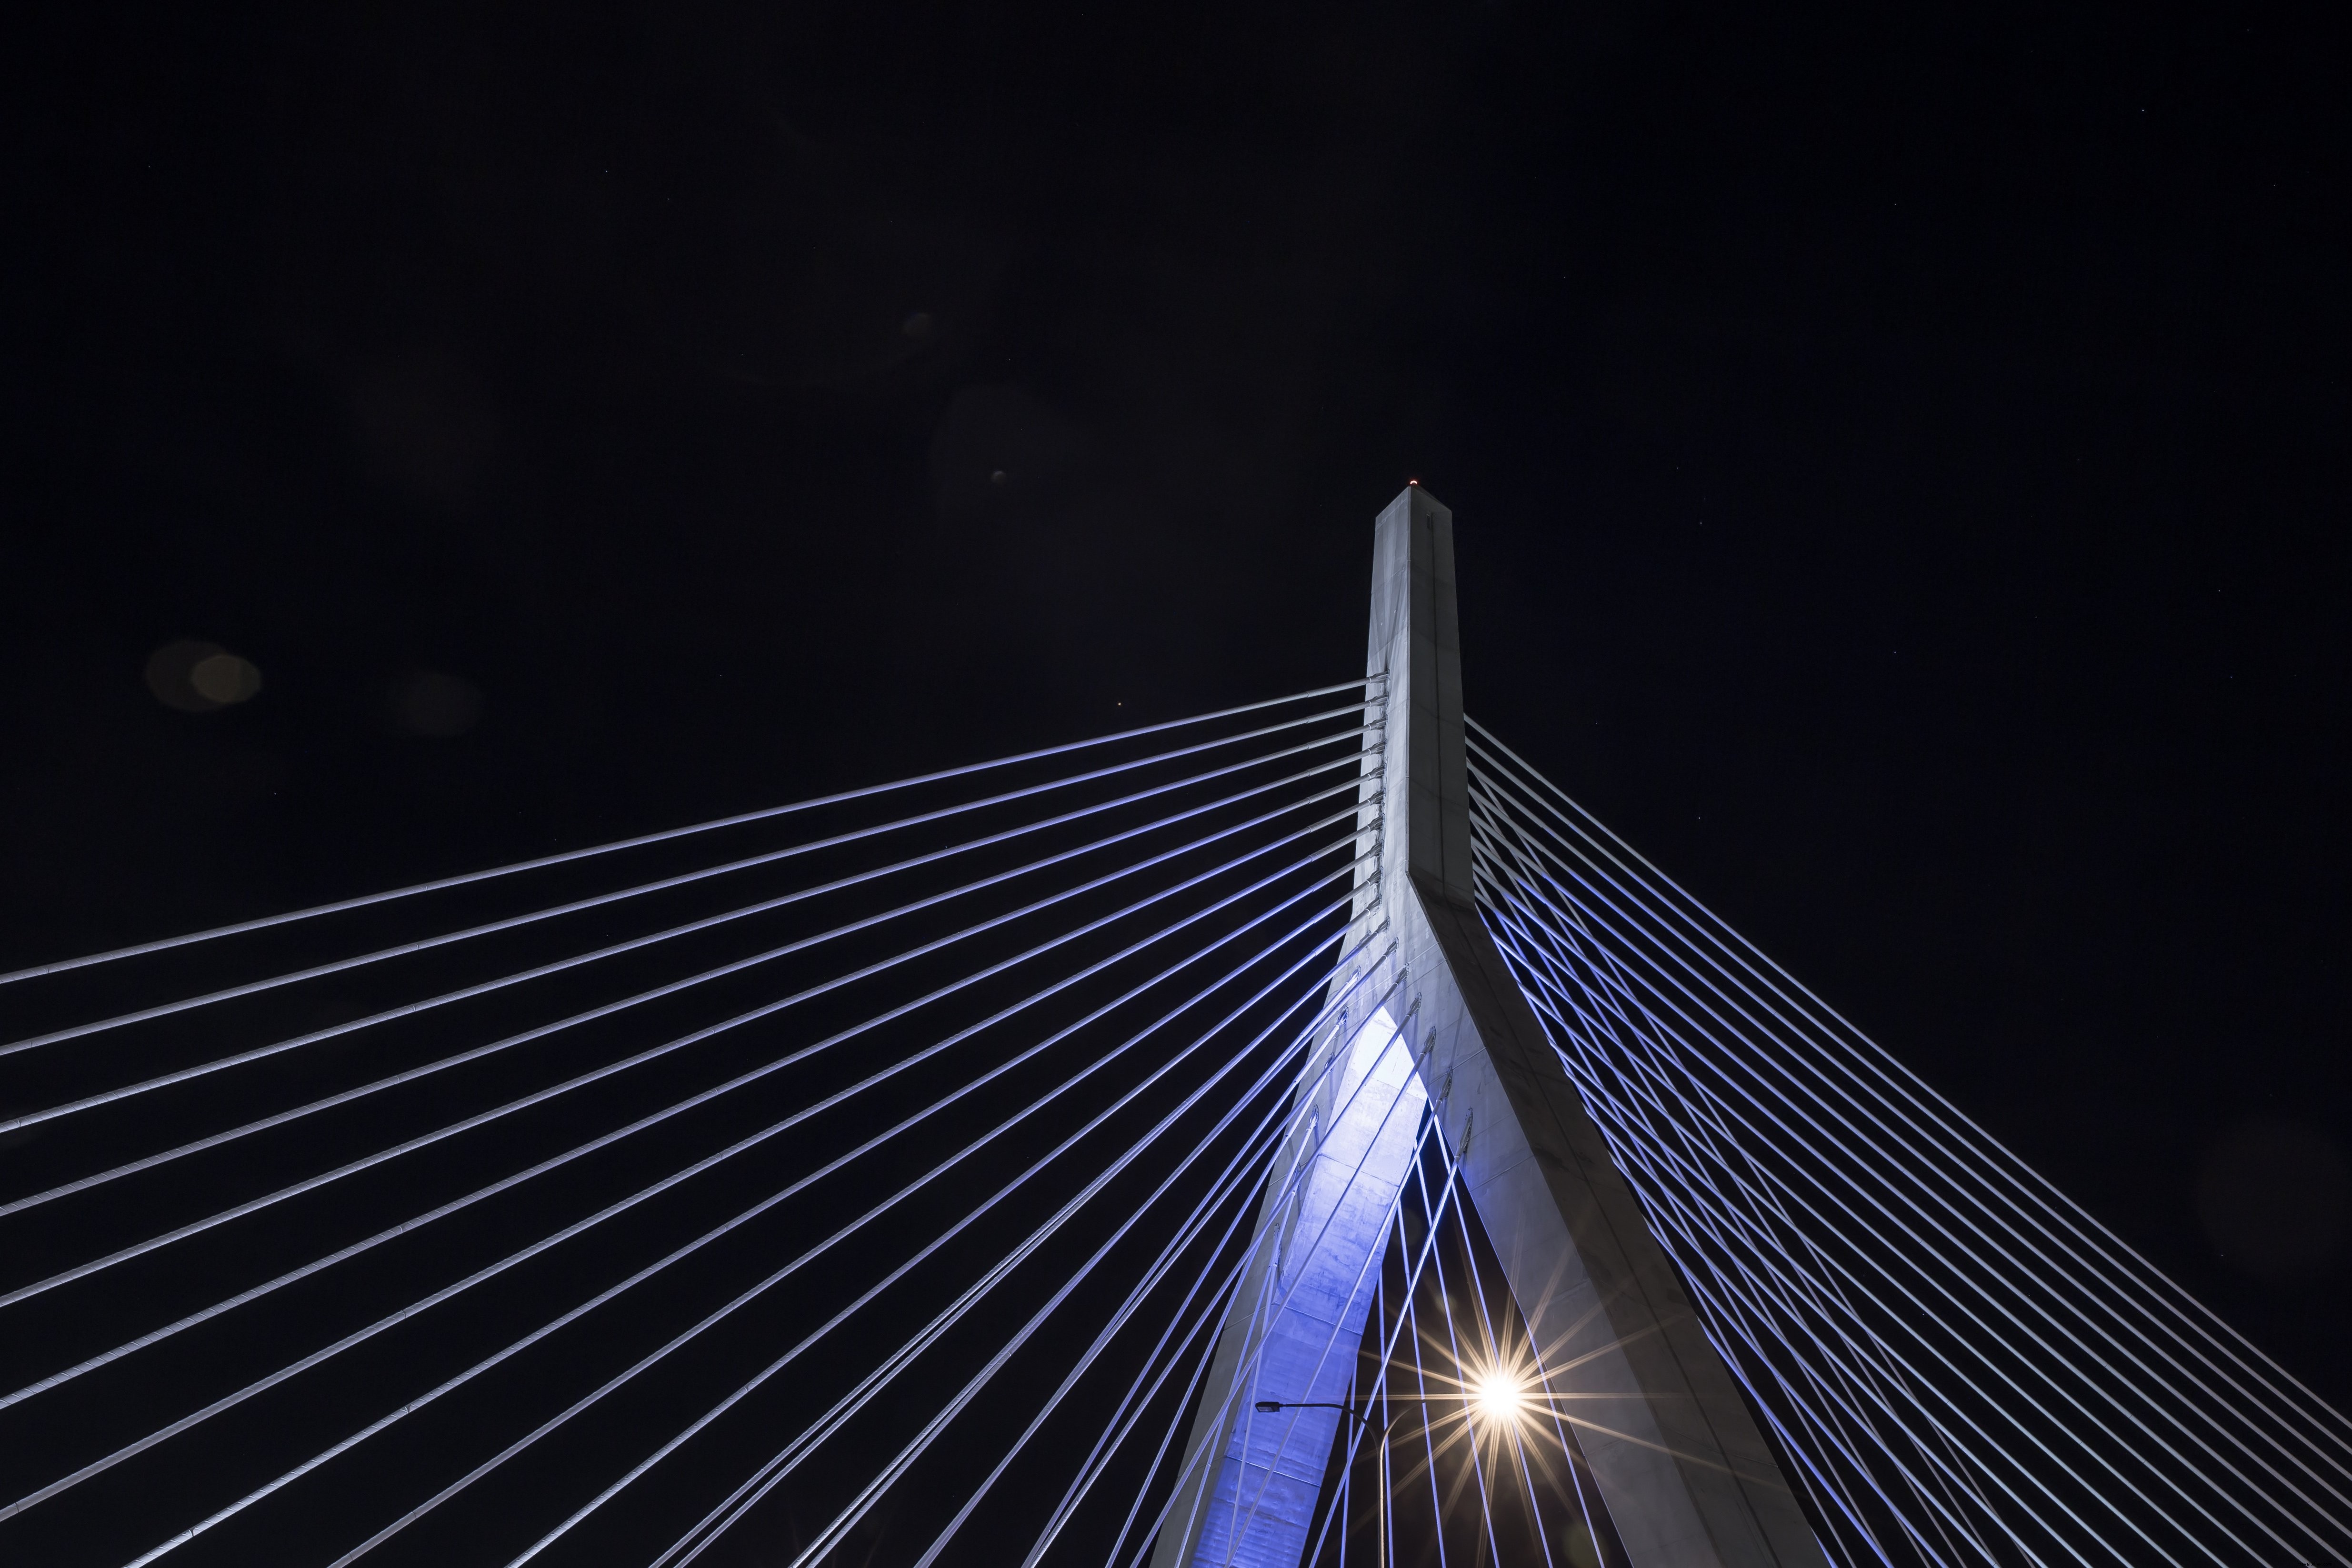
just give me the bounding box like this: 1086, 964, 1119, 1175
776, 989, 1426, 1568
575, 936, 1400, 1568
1478, 862, 2232, 1567
1473, 819, 2342, 1564
1491, 923, 1993, 1568
1401, 1263, 1455, 1568
1469, 823, 2018, 1562
1123, 1105, 1463, 1568
1488, 902, 2034, 1568
1469, 782, 2352, 1546
920, 987, 1435, 1567
1287, 1130, 1471, 1568
668, 929, 1407, 1568
1447, 945, 1925, 1568
1211, 1029, 1451, 1557
333, 895, 1379, 1568
1470, 723, 2352, 1475
907, 1037, 1392, 1567
1441, 1149, 1571, 1568
1470, 843, 2019, 1568
1107, 997, 1437, 1568
1417, 1158, 1505, 1568
1015, 967, 1413, 1568
1481, 873, 2172, 1567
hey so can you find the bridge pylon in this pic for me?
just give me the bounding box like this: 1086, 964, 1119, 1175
1150, 486, 1828, 1568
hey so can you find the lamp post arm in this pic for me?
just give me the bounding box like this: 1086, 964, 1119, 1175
1253, 1396, 1456, 1436
1254, 1398, 1376, 1429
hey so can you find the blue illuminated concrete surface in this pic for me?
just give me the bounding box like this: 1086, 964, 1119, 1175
1165, 1005, 1427, 1567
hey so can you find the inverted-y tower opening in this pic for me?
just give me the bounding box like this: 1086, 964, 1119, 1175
1296, 1117, 1635, 1568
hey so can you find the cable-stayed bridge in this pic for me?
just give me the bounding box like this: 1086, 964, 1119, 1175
2, 488, 2346, 1568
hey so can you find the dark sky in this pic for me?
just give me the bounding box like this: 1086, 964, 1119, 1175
8, 0, 2349, 1459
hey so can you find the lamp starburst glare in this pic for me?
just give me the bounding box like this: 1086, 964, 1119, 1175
1473, 1369, 1527, 1426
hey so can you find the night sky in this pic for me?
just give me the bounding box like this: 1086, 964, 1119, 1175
9, 0, 2349, 1496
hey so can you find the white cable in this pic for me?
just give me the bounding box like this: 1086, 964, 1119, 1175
0, 722, 1373, 1066
0, 836, 1374, 1515
0, 680, 1383, 987
0, 744, 1370, 1208
913, 992, 1434, 1566
142, 899, 1388, 1568
2, 744, 1373, 1140
1014, 966, 1415, 1568
1118, 1108, 1464, 1568
0, 787, 1367, 1331
568, 910, 1386, 1568
1022, 1061, 1406, 1568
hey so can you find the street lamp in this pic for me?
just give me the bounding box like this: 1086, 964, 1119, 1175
1253, 1371, 1540, 1567
1471, 1370, 1525, 1425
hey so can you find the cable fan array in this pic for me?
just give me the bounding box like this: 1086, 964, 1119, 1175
8, 670, 2349, 1568
0, 680, 1427, 1568
1466, 718, 2352, 1568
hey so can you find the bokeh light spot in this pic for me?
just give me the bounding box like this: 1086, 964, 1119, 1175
145, 639, 260, 712
189, 652, 262, 705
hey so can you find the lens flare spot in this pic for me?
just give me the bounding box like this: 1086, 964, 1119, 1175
146, 640, 261, 711
189, 653, 262, 705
